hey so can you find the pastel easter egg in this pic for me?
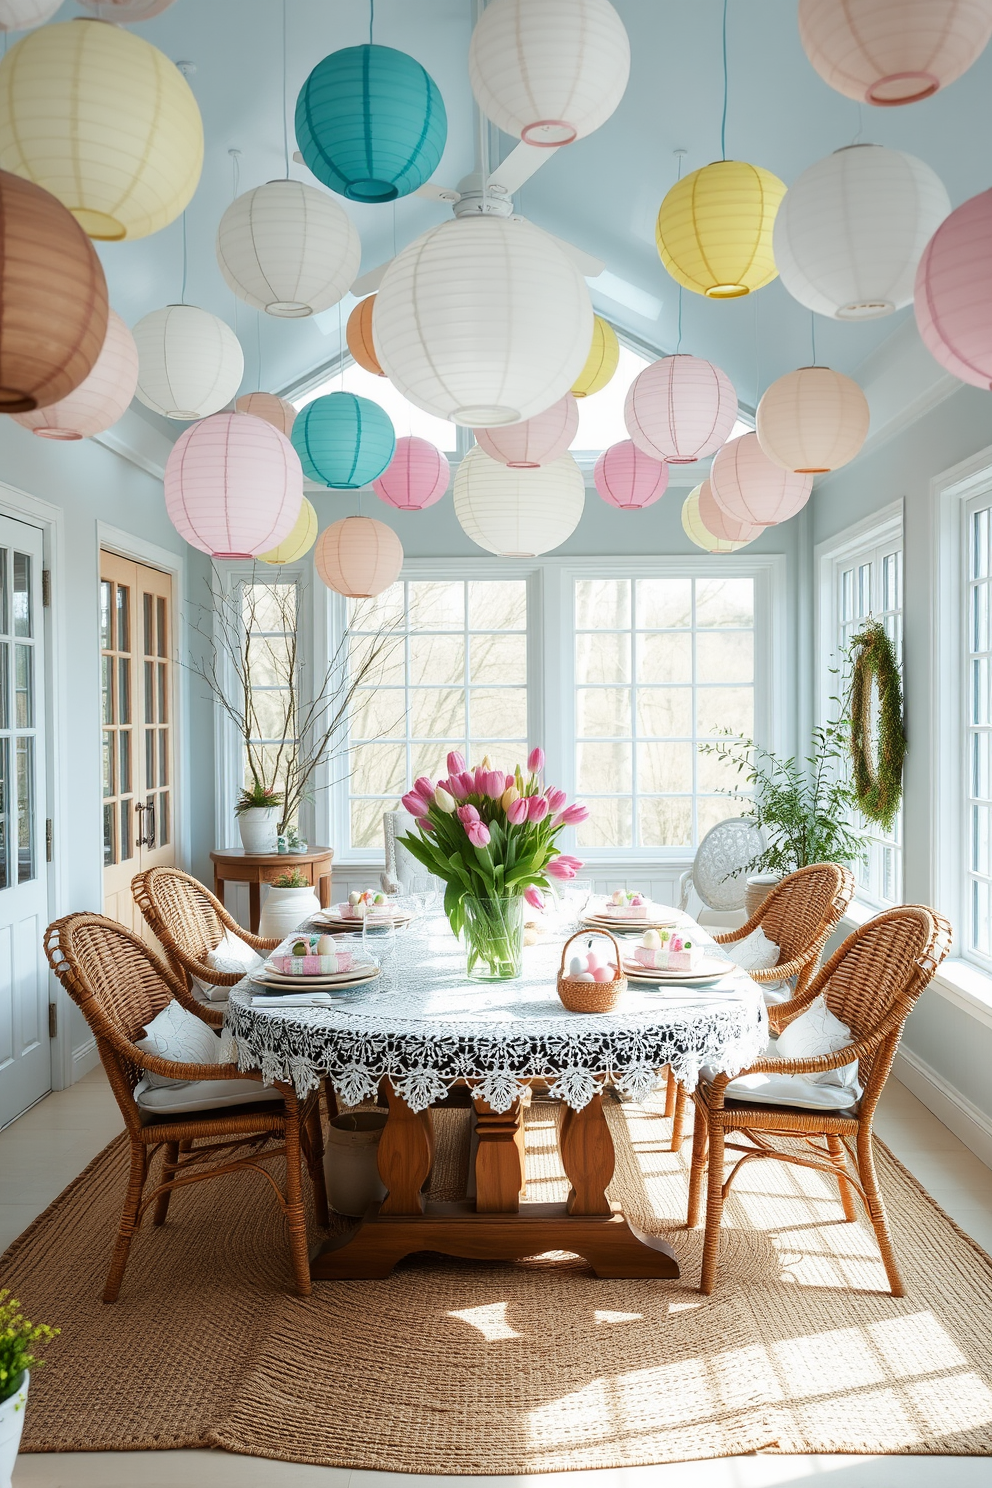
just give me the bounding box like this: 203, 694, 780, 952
592, 965, 611, 983
574, 971, 596, 982
374, 892, 386, 904
348, 891, 361, 906
316, 934, 336, 955
568, 956, 585, 976
643, 929, 661, 949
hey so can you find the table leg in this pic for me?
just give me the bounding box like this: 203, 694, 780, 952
378, 1081, 435, 1216
473, 1096, 525, 1213
249, 881, 261, 935
318, 872, 332, 910
560, 1093, 614, 1217
214, 873, 225, 906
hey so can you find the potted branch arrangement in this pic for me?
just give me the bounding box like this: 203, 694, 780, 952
0, 1290, 57, 1487
398, 747, 588, 981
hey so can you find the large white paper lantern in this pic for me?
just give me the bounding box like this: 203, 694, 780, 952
625, 354, 738, 463
756, 367, 870, 473
0, 2, 60, 31
216, 180, 361, 319
710, 433, 813, 527
453, 444, 584, 556
373, 215, 592, 426
468, 0, 630, 147
133, 305, 244, 420
13, 308, 137, 439
774, 144, 950, 320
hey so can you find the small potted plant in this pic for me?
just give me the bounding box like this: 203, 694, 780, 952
0, 1290, 58, 1486
235, 783, 283, 855
258, 866, 321, 940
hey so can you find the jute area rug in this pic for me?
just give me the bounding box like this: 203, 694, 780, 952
4, 1096, 992, 1472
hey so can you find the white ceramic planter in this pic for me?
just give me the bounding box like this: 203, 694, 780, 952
324, 1112, 388, 1217
0, 1372, 28, 1488
237, 806, 280, 854
745, 873, 780, 919
258, 884, 321, 940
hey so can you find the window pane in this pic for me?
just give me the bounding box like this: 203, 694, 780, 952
408, 633, 464, 686
411, 741, 458, 780
348, 584, 404, 633
638, 796, 692, 847
102, 654, 113, 725
244, 582, 296, 632
351, 797, 398, 850
576, 579, 629, 630
468, 580, 526, 631
159, 729, 168, 787
0, 642, 7, 729
100, 579, 112, 651
158, 663, 167, 723
145, 728, 156, 788
118, 658, 130, 725
117, 584, 129, 653
696, 632, 753, 684
12, 553, 30, 638
252, 689, 292, 740
636, 633, 692, 684
637, 741, 693, 793
350, 689, 407, 741
246, 636, 291, 686
157, 595, 167, 657
0, 739, 7, 888
409, 688, 463, 738
158, 791, 169, 846
697, 687, 753, 738
351, 742, 406, 796
697, 794, 741, 838
143, 592, 154, 657
697, 742, 745, 794
103, 802, 115, 867
16, 736, 33, 882
577, 687, 630, 737
636, 687, 692, 737
696, 578, 753, 628
119, 729, 131, 795
578, 741, 631, 792
469, 687, 527, 739
636, 578, 691, 629
351, 632, 404, 687
102, 731, 114, 797
576, 632, 631, 684
120, 798, 132, 861
468, 632, 526, 684
409, 581, 464, 630
576, 796, 632, 849
144, 660, 154, 724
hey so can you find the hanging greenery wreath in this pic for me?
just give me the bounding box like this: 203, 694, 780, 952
848, 620, 905, 832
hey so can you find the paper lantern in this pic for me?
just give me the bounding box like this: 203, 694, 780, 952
372, 435, 449, 511
682, 482, 756, 553
291, 391, 395, 489
572, 315, 619, 397
164, 412, 303, 560
698, 480, 765, 544
656, 160, 786, 298
0, 20, 203, 241
347, 295, 384, 376
468, 0, 630, 146
710, 433, 813, 527
453, 444, 584, 556
77, 2, 176, 19
594, 441, 668, 510
315, 516, 404, 598
799, 0, 992, 106
774, 145, 950, 322
0, 2, 60, 30
915, 188, 992, 389
296, 44, 446, 204
13, 308, 136, 439
374, 216, 592, 426
475, 394, 578, 468
133, 305, 244, 420
235, 392, 296, 438
216, 180, 360, 319
624, 354, 738, 464
258, 498, 318, 566
756, 366, 870, 474
0, 169, 108, 413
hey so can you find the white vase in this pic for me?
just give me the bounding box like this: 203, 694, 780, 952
237, 807, 280, 854
0, 1372, 28, 1488
324, 1111, 388, 1217
258, 884, 321, 940
745, 873, 780, 919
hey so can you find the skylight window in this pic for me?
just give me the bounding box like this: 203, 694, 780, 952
294, 361, 459, 452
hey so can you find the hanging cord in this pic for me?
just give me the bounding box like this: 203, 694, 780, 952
851, 101, 864, 146
256, 314, 263, 393
338, 299, 344, 390
369, 0, 375, 44
810, 312, 817, 367
180, 211, 188, 304
674, 149, 685, 353
228, 150, 241, 338
720, 0, 729, 161
753, 288, 760, 408
282, 0, 290, 178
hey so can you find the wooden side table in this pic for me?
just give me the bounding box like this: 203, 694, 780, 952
210, 847, 334, 935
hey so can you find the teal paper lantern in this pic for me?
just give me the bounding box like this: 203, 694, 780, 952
295, 44, 447, 204
291, 392, 396, 489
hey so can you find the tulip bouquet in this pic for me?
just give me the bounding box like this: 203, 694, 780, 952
399, 747, 587, 980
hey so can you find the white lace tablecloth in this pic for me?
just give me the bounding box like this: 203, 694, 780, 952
222, 916, 767, 1113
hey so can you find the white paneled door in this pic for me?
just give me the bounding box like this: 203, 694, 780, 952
0, 516, 49, 1127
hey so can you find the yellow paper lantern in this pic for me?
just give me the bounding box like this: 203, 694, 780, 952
756, 366, 870, 475
258, 498, 318, 565
656, 160, 787, 298
571, 315, 619, 397
0, 19, 204, 241
681, 482, 754, 553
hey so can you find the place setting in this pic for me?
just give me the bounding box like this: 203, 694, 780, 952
581, 889, 688, 936
248, 931, 381, 1007
619, 928, 739, 990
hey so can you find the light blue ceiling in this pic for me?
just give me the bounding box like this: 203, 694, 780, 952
48, 0, 992, 426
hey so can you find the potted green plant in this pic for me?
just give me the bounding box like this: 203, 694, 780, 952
234, 782, 283, 855
0, 1290, 57, 1487
258, 867, 321, 940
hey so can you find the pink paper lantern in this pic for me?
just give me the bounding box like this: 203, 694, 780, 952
624, 354, 738, 464
164, 411, 303, 559
914, 187, 992, 389
235, 391, 297, 438
710, 432, 813, 527
372, 435, 450, 511
76, 1, 177, 20
799, 0, 992, 107
699, 479, 765, 543
315, 516, 404, 598
594, 440, 669, 510
12, 308, 137, 440
474, 393, 579, 468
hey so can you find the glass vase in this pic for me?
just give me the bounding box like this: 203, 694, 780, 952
460, 895, 525, 981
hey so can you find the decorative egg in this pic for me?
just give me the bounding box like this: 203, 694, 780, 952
643, 929, 661, 949
568, 956, 585, 977
348, 891, 361, 906
592, 965, 611, 983
291, 940, 308, 957
574, 971, 596, 983
374, 892, 386, 904
316, 934, 336, 955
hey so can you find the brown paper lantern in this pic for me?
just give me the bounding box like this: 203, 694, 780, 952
0, 169, 108, 413
346, 295, 385, 376
236, 391, 297, 438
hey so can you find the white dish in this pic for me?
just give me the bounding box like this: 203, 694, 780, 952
262, 960, 376, 984
314, 913, 413, 930
582, 914, 681, 933
252, 967, 379, 991
622, 963, 733, 987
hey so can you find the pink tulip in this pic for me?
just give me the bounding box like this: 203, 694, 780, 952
547, 854, 583, 880
506, 796, 529, 826
524, 885, 544, 910
401, 791, 429, 818
446, 773, 468, 800
527, 746, 545, 774
474, 765, 489, 793
504, 773, 515, 790
467, 821, 491, 848
418, 816, 436, 833
485, 770, 505, 800
447, 750, 467, 776
560, 803, 589, 825
459, 771, 476, 797
413, 776, 435, 802
546, 787, 567, 812
527, 795, 550, 823
457, 803, 481, 826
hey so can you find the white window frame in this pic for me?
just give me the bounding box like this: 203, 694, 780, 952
815, 501, 904, 911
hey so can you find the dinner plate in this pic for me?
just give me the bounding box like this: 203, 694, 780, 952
622, 958, 734, 987
314, 912, 413, 930
253, 966, 380, 991
582, 913, 682, 932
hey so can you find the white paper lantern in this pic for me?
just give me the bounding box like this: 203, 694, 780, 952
133, 305, 244, 420
756, 366, 870, 473
774, 144, 950, 320
216, 180, 361, 319
453, 444, 584, 556
468, 0, 630, 146
373, 215, 592, 426
13, 308, 137, 439
0, 2, 60, 31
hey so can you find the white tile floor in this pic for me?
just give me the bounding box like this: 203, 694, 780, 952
4, 1069, 992, 1488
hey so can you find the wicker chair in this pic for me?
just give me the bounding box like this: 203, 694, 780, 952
687, 904, 952, 1295
44, 912, 327, 1303
132, 866, 279, 1015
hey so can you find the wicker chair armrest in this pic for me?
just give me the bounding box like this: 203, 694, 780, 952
212, 901, 279, 952
706, 1025, 891, 1099
124, 1041, 262, 1085
767, 986, 822, 1033
712, 905, 767, 945
166, 981, 225, 1029
744, 950, 814, 984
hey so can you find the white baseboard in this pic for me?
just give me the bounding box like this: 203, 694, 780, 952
894, 1046, 992, 1170
71, 1037, 100, 1084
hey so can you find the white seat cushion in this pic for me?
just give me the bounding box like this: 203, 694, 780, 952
191, 929, 263, 999
717, 1070, 860, 1111
134, 1001, 220, 1089
776, 993, 861, 1092
133, 1076, 283, 1116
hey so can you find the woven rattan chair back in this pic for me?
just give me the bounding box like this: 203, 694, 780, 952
133, 866, 227, 962
754, 863, 853, 965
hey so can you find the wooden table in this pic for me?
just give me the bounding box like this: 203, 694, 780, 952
210, 847, 333, 934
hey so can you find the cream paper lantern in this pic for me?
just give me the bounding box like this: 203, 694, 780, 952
468, 0, 630, 147
756, 366, 870, 474
681, 482, 757, 553
710, 432, 813, 527
453, 444, 584, 556
373, 215, 592, 426
133, 305, 244, 420
0, 19, 203, 241
235, 392, 296, 438
259, 498, 318, 565
773, 144, 950, 320
216, 180, 361, 319
315, 516, 404, 599
0, 2, 61, 31
13, 308, 137, 439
